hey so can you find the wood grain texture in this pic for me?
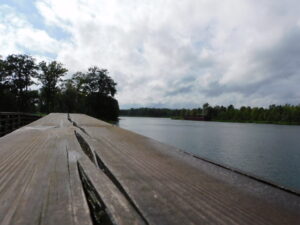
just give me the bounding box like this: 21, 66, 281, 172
0, 114, 91, 225
70, 113, 300, 225
0, 113, 300, 225
78, 154, 146, 225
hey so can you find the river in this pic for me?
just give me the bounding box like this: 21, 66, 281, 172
118, 116, 300, 192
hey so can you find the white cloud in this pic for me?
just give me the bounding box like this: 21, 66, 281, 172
0, 4, 62, 59
2, 0, 300, 108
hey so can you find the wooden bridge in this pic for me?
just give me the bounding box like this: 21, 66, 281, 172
0, 112, 41, 137
0, 113, 299, 225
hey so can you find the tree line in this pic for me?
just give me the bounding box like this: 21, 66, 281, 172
120, 103, 300, 125
0, 54, 119, 121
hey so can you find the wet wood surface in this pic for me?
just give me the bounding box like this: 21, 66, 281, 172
0, 113, 299, 225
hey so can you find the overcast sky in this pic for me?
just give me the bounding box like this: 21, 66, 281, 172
1, 0, 300, 109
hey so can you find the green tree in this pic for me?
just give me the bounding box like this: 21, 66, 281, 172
203, 103, 213, 120
0, 56, 6, 93
0, 57, 12, 111
2, 54, 38, 111
37, 61, 68, 113
74, 67, 116, 97
71, 66, 118, 120
60, 79, 80, 113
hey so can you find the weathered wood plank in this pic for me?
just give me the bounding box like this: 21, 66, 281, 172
0, 112, 41, 137
1, 113, 300, 225
78, 153, 146, 225
70, 113, 300, 225
0, 114, 92, 225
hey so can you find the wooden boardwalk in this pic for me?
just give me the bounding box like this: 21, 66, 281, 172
0, 112, 41, 137
0, 113, 299, 225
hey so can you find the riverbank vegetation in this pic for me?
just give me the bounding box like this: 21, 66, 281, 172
0, 54, 119, 121
120, 103, 300, 125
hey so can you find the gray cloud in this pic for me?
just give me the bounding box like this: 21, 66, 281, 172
1, 0, 300, 108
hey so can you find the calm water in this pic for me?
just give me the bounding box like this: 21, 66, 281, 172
118, 117, 300, 192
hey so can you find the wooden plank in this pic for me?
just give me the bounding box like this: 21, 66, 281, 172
0, 114, 92, 225
70, 113, 300, 225
0, 113, 41, 137
1, 113, 300, 225
78, 154, 146, 225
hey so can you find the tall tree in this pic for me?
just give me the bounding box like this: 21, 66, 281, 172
37, 61, 68, 113
0, 56, 11, 111
3, 54, 38, 111
70, 66, 118, 120
60, 79, 80, 113
0, 56, 6, 90
74, 67, 117, 97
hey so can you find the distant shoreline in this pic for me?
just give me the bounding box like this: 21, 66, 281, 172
119, 115, 300, 126
120, 104, 300, 126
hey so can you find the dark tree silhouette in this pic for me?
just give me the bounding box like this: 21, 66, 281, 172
0, 54, 120, 121
73, 67, 116, 97
37, 61, 68, 113
2, 54, 38, 111
70, 66, 119, 121
120, 104, 300, 125
0, 57, 12, 111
